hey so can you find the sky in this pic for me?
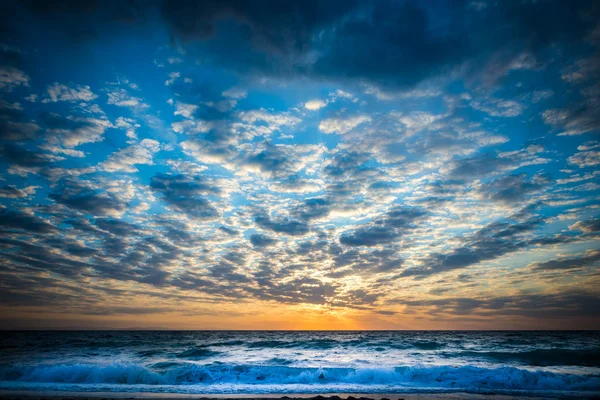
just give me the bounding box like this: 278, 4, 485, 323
0, 0, 599, 330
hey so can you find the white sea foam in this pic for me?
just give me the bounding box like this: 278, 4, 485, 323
1, 363, 599, 393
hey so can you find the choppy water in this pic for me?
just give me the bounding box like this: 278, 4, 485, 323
0, 331, 599, 396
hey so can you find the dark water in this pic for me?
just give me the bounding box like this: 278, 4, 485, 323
0, 331, 599, 396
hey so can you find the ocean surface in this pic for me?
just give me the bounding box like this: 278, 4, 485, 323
0, 331, 599, 397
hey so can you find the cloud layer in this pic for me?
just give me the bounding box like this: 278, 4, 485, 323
0, 0, 598, 329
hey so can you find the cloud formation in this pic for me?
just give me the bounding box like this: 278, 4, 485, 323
0, 0, 598, 329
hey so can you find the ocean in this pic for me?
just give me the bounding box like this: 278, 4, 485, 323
0, 331, 599, 397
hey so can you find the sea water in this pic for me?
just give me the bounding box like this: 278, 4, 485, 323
0, 331, 599, 396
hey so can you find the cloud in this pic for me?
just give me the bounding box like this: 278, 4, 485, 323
107, 88, 148, 109
530, 250, 600, 271
174, 102, 198, 118
49, 179, 128, 217
294, 198, 331, 221
222, 87, 247, 99
400, 289, 600, 319
568, 150, 600, 167
238, 109, 300, 130
401, 214, 553, 278
0, 144, 57, 169
442, 147, 550, 180
340, 225, 400, 247
475, 173, 550, 204
254, 212, 310, 236
41, 112, 110, 148
102, 139, 161, 172
304, 99, 327, 110
470, 98, 524, 117
0, 209, 58, 234
340, 206, 427, 247
0, 185, 38, 198
569, 218, 600, 233
0, 66, 29, 91
150, 173, 221, 220
0, 100, 41, 141
44, 82, 97, 102
160, 0, 598, 93
240, 143, 305, 178
319, 115, 371, 134
249, 233, 277, 247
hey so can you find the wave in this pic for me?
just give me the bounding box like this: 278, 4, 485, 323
176, 348, 221, 359
0, 363, 598, 392
448, 349, 600, 367
241, 339, 444, 351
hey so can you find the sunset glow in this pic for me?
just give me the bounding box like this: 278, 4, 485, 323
0, 0, 599, 331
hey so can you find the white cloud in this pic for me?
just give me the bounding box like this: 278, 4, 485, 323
543, 108, 599, 136
304, 99, 328, 110
222, 87, 247, 99
44, 82, 97, 103
102, 139, 162, 172
238, 109, 301, 130
172, 119, 214, 135
114, 117, 140, 139
174, 102, 198, 119
107, 88, 148, 109
39, 143, 85, 158
319, 115, 371, 134
165, 72, 180, 86
0, 67, 30, 91
46, 116, 111, 148
471, 98, 524, 117
531, 90, 553, 103
568, 151, 600, 168
168, 57, 183, 64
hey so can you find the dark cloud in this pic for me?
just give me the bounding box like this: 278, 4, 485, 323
219, 225, 239, 236
0, 144, 55, 168
0, 209, 58, 234
401, 215, 550, 277
400, 289, 600, 319
531, 250, 600, 271
247, 275, 337, 305
0, 185, 29, 198
340, 225, 399, 247
323, 150, 372, 178
443, 147, 550, 181
6, 0, 146, 42
477, 173, 550, 204
330, 247, 404, 275
160, 0, 599, 90
150, 173, 220, 220
294, 197, 331, 221
340, 206, 427, 246
49, 179, 128, 216
0, 45, 23, 68
0, 103, 40, 141
249, 233, 276, 247
94, 218, 141, 236
241, 143, 301, 178
570, 217, 600, 233
254, 212, 310, 236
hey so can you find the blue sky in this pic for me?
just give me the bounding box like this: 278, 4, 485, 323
0, 0, 599, 329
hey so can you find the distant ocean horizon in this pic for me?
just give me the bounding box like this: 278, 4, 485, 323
0, 330, 598, 397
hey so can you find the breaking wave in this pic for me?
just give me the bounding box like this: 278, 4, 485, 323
0, 362, 598, 393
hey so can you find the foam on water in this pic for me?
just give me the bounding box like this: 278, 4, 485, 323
0, 331, 598, 395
